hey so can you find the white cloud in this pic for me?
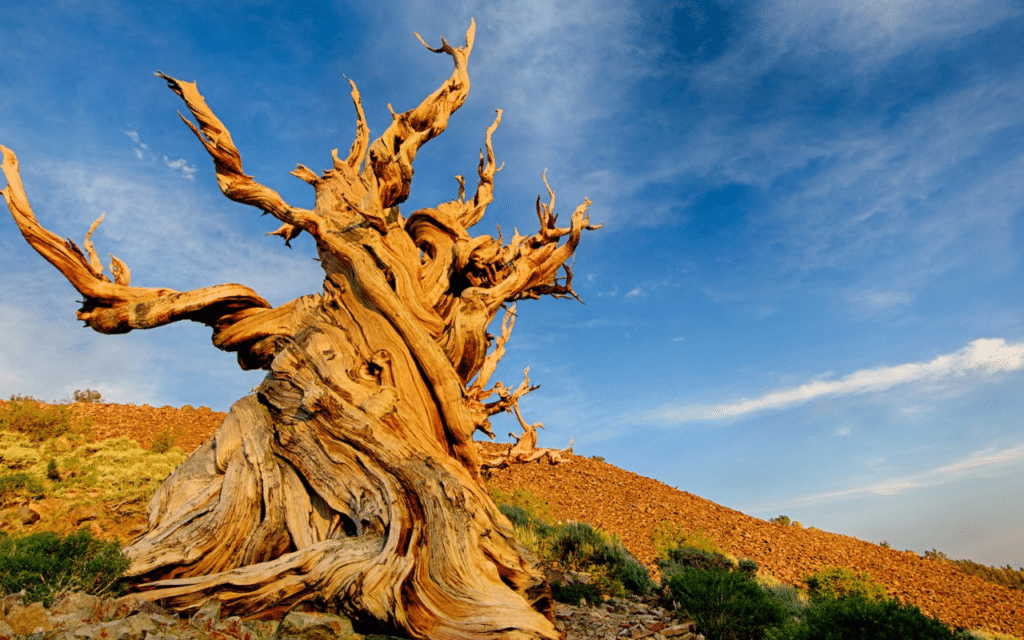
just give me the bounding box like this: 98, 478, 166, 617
757, 444, 1024, 510
651, 338, 1024, 422
624, 286, 643, 299
835, 426, 852, 437
163, 156, 197, 181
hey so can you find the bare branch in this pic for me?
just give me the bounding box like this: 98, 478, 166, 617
362, 19, 476, 210
155, 72, 318, 239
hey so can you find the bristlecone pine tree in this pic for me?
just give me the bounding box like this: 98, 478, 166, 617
0, 20, 598, 640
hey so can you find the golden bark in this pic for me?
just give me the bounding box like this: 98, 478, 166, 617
1, 20, 598, 640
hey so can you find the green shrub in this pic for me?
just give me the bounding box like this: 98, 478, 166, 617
544, 522, 653, 597
46, 458, 61, 481
551, 581, 603, 606
0, 528, 130, 606
590, 456, 605, 463
72, 389, 103, 403
0, 472, 45, 503
489, 487, 555, 526
664, 569, 788, 640
150, 428, 178, 454
659, 546, 737, 575
769, 595, 955, 640
651, 522, 734, 562
770, 515, 791, 526
0, 398, 81, 441
803, 567, 889, 603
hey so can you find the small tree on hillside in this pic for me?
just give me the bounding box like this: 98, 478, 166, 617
1, 20, 598, 640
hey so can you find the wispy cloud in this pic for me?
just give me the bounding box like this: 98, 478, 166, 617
652, 338, 1024, 422
163, 155, 197, 181
756, 445, 1024, 510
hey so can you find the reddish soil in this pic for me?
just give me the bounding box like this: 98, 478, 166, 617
7, 401, 1022, 637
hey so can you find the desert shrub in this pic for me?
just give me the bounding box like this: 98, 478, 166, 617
664, 568, 788, 640
659, 546, 737, 575
151, 428, 179, 454
769, 594, 955, 640
72, 389, 103, 403
761, 582, 806, 619
46, 458, 60, 481
0, 472, 45, 503
928, 554, 1024, 593
770, 515, 791, 526
489, 487, 555, 526
880, 540, 892, 548
0, 528, 130, 606
651, 522, 734, 562
545, 522, 653, 596
590, 455, 605, 463
803, 567, 889, 603
0, 398, 81, 441
551, 580, 603, 606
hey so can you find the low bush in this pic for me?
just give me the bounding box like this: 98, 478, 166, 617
150, 428, 179, 454
770, 515, 791, 526
489, 487, 555, 527
0, 528, 130, 606
651, 522, 734, 562
0, 472, 46, 503
551, 581, 603, 606
72, 389, 103, 404
768, 594, 955, 640
546, 521, 653, 596
802, 567, 889, 603
659, 545, 737, 575
0, 397, 82, 441
663, 568, 788, 640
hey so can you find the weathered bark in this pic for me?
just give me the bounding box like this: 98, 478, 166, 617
1, 20, 598, 640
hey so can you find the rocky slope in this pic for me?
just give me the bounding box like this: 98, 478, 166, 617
3, 400, 1021, 637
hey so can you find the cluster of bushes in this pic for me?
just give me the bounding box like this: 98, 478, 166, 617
0, 528, 130, 606
488, 491, 998, 640
490, 487, 653, 603
924, 549, 1024, 592
659, 546, 976, 640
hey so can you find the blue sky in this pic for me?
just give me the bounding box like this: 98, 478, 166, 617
2, 1, 1023, 569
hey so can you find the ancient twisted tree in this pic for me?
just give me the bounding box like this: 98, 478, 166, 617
0, 21, 598, 640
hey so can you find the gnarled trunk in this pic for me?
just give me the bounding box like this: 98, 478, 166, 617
1, 20, 596, 640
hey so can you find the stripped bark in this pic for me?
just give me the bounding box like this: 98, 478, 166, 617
1, 20, 598, 640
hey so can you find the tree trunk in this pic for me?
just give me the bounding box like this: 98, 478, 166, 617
1, 20, 596, 640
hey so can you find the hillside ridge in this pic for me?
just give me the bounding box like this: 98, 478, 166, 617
3, 399, 1021, 636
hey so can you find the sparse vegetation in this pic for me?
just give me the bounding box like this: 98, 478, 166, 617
0, 528, 129, 606
768, 594, 956, 640
651, 521, 736, 564
150, 428, 179, 454
923, 549, 1024, 592
72, 389, 103, 403
770, 515, 791, 526
590, 455, 605, 463
661, 554, 788, 640
802, 566, 889, 603
0, 396, 84, 441
0, 472, 45, 504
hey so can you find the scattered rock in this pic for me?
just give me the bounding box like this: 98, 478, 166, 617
277, 611, 361, 640
14, 506, 40, 525
5, 601, 53, 635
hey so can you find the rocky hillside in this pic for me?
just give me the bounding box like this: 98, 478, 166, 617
3, 400, 1022, 637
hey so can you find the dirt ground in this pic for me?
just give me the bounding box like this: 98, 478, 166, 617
3, 401, 1021, 637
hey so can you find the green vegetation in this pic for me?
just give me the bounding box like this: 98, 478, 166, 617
150, 428, 179, 454
664, 568, 788, 640
650, 521, 736, 564
767, 595, 955, 640
72, 389, 103, 404
0, 472, 45, 504
802, 566, 889, 603
0, 396, 86, 442
0, 422, 187, 507
770, 515, 791, 526
490, 488, 652, 600
0, 528, 130, 606
924, 549, 1024, 592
